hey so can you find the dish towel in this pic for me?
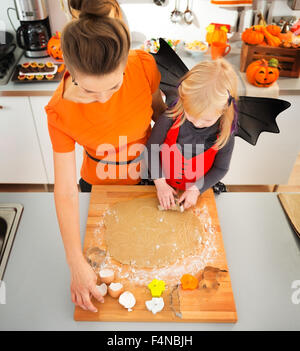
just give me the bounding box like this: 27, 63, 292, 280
240, 72, 279, 98
211, 0, 253, 6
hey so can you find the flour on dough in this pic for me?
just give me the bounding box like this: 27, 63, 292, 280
104, 197, 202, 268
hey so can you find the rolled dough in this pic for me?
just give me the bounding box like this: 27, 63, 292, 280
104, 197, 202, 268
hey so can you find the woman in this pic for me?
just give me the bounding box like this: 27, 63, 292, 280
45, 0, 166, 313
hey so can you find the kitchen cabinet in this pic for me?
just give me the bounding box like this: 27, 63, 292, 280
223, 95, 300, 185
30, 96, 83, 184
0, 96, 47, 184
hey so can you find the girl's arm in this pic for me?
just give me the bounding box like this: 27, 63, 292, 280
179, 135, 235, 209
151, 88, 168, 122
53, 151, 104, 312
145, 113, 176, 209
194, 134, 235, 193
145, 112, 173, 180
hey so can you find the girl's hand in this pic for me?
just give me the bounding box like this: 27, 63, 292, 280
179, 185, 200, 209
154, 178, 177, 210
69, 257, 104, 312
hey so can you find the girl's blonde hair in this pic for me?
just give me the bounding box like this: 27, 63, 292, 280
166, 58, 238, 150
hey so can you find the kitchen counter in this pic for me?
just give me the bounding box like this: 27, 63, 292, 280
0, 42, 299, 97
0, 192, 299, 331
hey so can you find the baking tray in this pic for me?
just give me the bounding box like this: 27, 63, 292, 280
11, 63, 65, 83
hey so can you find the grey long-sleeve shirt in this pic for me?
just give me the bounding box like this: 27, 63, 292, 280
144, 113, 235, 193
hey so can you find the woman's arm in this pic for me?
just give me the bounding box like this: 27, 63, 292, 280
53, 151, 104, 312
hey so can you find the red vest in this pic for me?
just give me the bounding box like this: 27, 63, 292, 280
160, 116, 219, 190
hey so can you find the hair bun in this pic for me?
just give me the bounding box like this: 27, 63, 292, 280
73, 0, 120, 19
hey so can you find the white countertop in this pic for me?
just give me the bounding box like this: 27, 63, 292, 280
0, 191, 300, 331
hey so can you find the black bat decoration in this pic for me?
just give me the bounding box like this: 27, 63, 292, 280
151, 38, 291, 146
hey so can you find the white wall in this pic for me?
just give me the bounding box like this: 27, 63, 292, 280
1, 0, 299, 41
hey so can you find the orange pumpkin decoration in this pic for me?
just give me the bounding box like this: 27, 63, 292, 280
278, 31, 293, 42
260, 40, 268, 46
242, 26, 264, 45
261, 27, 281, 47
266, 24, 281, 37
47, 32, 63, 62
278, 23, 293, 42
246, 58, 280, 87
180, 274, 199, 290
206, 24, 228, 45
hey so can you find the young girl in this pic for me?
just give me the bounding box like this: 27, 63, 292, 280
146, 58, 238, 210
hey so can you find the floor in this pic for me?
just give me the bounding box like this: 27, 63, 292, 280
1, 153, 300, 193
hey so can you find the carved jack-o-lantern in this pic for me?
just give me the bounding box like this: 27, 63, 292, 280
47, 32, 63, 62
246, 58, 279, 87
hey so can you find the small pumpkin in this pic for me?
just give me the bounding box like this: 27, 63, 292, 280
280, 40, 292, 48
261, 27, 281, 47
246, 58, 280, 87
47, 31, 63, 62
242, 26, 264, 45
206, 24, 228, 45
180, 274, 199, 290
260, 40, 268, 46
266, 24, 281, 37
278, 23, 293, 42
278, 31, 293, 42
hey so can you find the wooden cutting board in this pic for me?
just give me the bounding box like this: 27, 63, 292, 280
278, 193, 300, 238
74, 186, 237, 323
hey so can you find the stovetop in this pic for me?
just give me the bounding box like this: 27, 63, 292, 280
0, 47, 24, 86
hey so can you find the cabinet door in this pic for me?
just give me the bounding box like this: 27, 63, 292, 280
0, 97, 47, 183
30, 97, 83, 184
223, 95, 300, 185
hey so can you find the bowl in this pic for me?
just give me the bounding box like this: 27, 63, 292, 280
142, 38, 181, 54
184, 41, 208, 57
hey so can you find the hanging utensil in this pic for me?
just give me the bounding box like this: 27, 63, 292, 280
170, 0, 182, 24
184, 0, 193, 25
264, 0, 274, 25
153, 0, 166, 5
251, 0, 258, 26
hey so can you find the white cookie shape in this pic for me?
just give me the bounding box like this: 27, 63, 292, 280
119, 291, 136, 312
145, 297, 164, 315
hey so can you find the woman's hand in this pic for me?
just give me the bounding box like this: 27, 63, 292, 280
69, 257, 104, 312
154, 178, 177, 210
179, 185, 200, 210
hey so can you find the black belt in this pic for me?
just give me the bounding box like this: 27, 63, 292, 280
85, 150, 144, 165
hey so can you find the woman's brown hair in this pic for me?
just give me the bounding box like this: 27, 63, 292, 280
67, 0, 122, 19
62, 0, 130, 76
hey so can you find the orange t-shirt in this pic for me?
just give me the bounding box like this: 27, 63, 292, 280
45, 50, 161, 185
